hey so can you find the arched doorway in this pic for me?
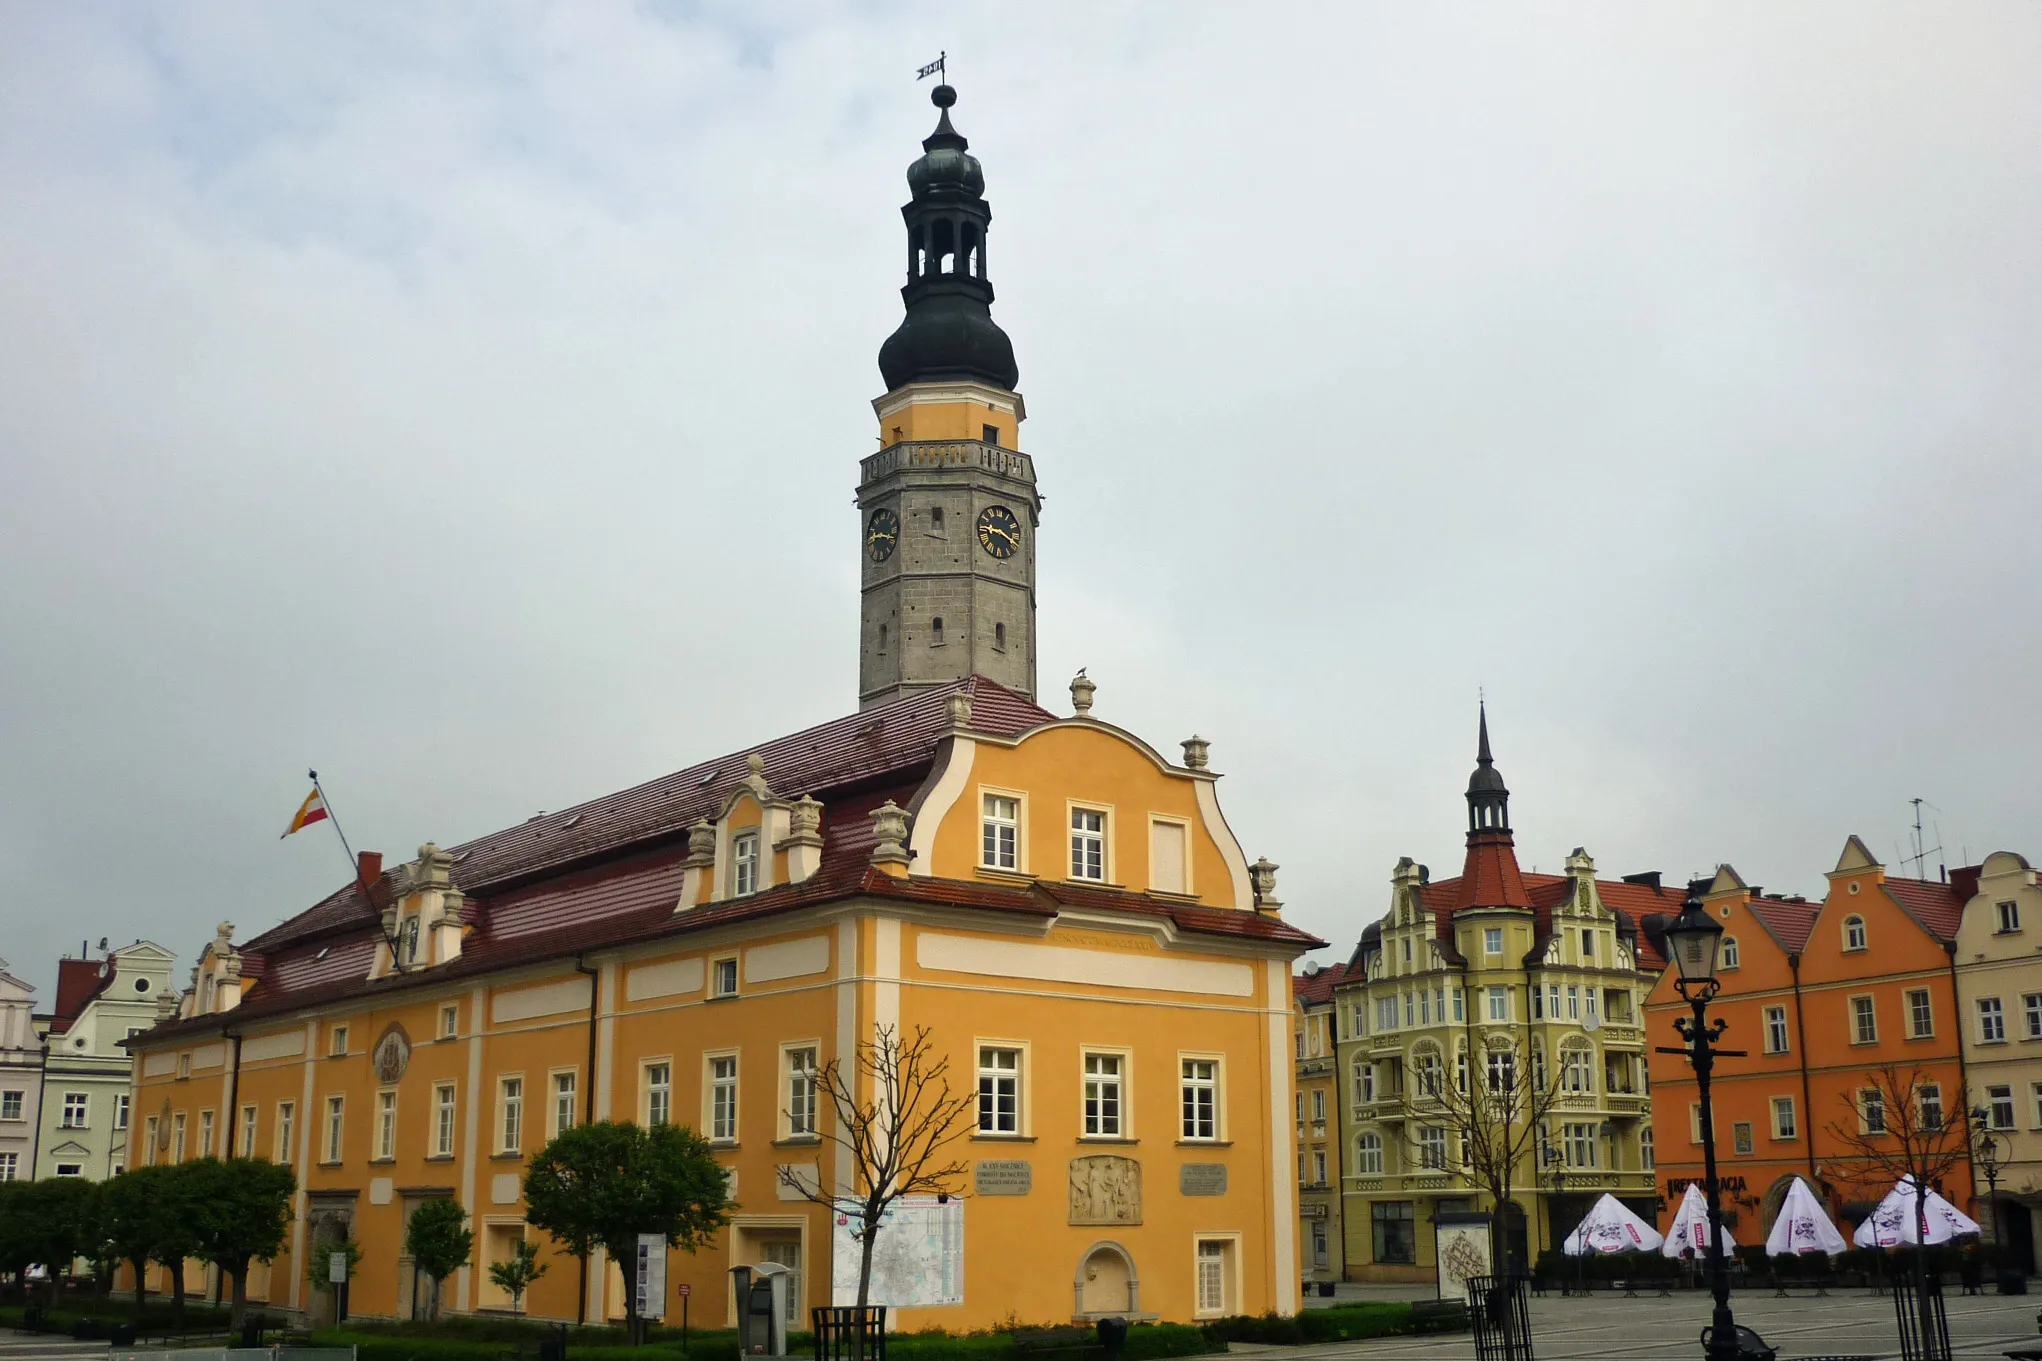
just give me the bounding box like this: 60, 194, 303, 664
1759, 1174, 1799, 1244
1073, 1241, 1138, 1318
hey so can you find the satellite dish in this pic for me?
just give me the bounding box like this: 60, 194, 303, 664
1583, 1010, 1601, 1034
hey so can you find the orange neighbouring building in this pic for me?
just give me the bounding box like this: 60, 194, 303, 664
1644, 837, 1975, 1242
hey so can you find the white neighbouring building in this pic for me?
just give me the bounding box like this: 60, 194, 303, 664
0, 959, 43, 1183
33, 942, 176, 1179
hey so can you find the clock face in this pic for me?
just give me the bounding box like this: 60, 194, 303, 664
864, 508, 900, 562
976, 505, 1022, 559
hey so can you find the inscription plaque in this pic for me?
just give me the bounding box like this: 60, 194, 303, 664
1179, 1163, 1228, 1197
975, 1159, 1032, 1196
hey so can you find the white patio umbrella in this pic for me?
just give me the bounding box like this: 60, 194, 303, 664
1662, 1182, 1737, 1258
1765, 1177, 1848, 1257
1851, 1175, 1981, 1248
1564, 1192, 1665, 1255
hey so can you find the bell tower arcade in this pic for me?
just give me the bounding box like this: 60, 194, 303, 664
857, 84, 1039, 710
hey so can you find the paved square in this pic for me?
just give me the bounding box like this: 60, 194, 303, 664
1287, 1286, 2040, 1359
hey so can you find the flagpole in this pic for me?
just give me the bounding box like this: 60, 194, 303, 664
307, 768, 409, 973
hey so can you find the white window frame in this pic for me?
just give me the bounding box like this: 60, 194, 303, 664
1418, 1125, 1448, 1170
0, 1090, 21, 1122
1179, 1054, 1222, 1142
783, 1044, 820, 1139
980, 791, 1022, 872
498, 1076, 524, 1155
1487, 986, 1509, 1022
977, 1044, 1024, 1136
711, 956, 740, 999
1987, 1084, 2016, 1131
1192, 1236, 1239, 1319
2026, 993, 2042, 1040
1843, 915, 1867, 951
1998, 900, 2022, 934
1483, 927, 1502, 955
432, 1082, 457, 1157
707, 1052, 740, 1143
330, 1024, 349, 1057
1068, 804, 1108, 882
1850, 994, 1878, 1045
1919, 1082, 1945, 1131
60, 1092, 88, 1128
1764, 1006, 1789, 1055
237, 1104, 256, 1157
0, 1152, 15, 1182
198, 1109, 214, 1157
1771, 1096, 1797, 1140
1979, 997, 2007, 1044
1721, 936, 1739, 969
550, 1068, 578, 1138
1860, 1087, 1887, 1135
322, 1096, 343, 1164
1082, 1049, 1128, 1139
643, 1060, 673, 1128
1907, 988, 1935, 1039
276, 1101, 294, 1164
439, 1004, 459, 1041
115, 1094, 131, 1132
731, 831, 761, 897
375, 1089, 398, 1161
1357, 1130, 1383, 1174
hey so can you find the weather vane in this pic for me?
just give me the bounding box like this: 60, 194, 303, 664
917, 51, 946, 83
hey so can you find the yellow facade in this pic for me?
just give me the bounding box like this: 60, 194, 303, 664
128, 691, 1315, 1330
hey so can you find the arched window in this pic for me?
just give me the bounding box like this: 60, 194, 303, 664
1409, 1042, 1444, 1098
1561, 1039, 1596, 1093
1357, 1131, 1383, 1175
1721, 936, 1740, 969
1843, 916, 1867, 951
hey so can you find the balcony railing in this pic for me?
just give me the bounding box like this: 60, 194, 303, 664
861, 439, 1035, 485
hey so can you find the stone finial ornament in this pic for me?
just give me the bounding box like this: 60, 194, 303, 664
1565, 846, 1596, 877
946, 691, 973, 728
789, 795, 823, 841
869, 800, 913, 872
1181, 735, 1210, 770
1070, 669, 1096, 717
1249, 856, 1283, 913
685, 819, 717, 865
781, 794, 826, 885
743, 752, 772, 800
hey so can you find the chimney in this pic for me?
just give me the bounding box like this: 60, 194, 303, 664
1950, 864, 1982, 902
357, 851, 383, 891
1620, 871, 1662, 891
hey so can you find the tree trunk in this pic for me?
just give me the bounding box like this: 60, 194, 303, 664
856, 1201, 882, 1311
228, 1265, 248, 1332
130, 1255, 149, 1319
169, 1257, 186, 1324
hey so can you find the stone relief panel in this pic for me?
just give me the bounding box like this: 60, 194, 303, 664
1068, 1155, 1141, 1226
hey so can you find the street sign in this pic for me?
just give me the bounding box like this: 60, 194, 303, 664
677, 1283, 691, 1297
328, 1252, 348, 1285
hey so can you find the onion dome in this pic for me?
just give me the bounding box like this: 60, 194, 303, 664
877, 85, 1019, 392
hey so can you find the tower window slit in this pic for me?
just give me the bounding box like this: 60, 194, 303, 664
994, 622, 1006, 653
878, 624, 888, 655
931, 617, 945, 646
930, 506, 945, 533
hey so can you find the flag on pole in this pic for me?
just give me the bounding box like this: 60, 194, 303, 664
282, 787, 329, 838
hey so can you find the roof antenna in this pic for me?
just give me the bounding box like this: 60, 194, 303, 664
1905, 798, 1944, 881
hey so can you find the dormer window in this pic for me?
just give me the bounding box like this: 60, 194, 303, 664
731, 833, 760, 897
399, 915, 422, 967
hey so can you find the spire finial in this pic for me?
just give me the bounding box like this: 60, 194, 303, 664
1477, 699, 1493, 765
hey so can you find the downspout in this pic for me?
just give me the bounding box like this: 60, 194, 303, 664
1943, 941, 1977, 1214
573, 954, 600, 1325
1521, 957, 1538, 1259
30, 1034, 48, 1181
1789, 955, 1815, 1184
214, 1027, 241, 1307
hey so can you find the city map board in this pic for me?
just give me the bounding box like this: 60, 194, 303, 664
830, 1196, 964, 1307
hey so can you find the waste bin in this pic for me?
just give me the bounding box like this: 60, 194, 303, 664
1999, 1270, 2029, 1296
241, 1318, 265, 1347
1095, 1316, 1128, 1360
108, 1324, 137, 1347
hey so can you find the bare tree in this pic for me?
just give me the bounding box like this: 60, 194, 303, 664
775, 1024, 976, 1309
1401, 1031, 1567, 1271
1823, 1064, 1974, 1355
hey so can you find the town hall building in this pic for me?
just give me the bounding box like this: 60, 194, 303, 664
125, 85, 1317, 1331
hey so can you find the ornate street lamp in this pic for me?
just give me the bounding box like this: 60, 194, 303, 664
1657, 894, 1749, 1361
1969, 1108, 2002, 1247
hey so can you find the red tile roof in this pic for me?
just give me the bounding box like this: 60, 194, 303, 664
1746, 897, 1821, 954
1413, 869, 1672, 971
139, 677, 1312, 1045
246, 677, 1055, 955
1449, 832, 1533, 911
47, 958, 112, 1034
1293, 961, 1353, 1005
1880, 876, 1967, 944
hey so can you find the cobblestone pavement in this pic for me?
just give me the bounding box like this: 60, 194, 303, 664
1282, 1287, 2040, 1359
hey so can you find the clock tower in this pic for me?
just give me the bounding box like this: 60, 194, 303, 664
858, 84, 1039, 710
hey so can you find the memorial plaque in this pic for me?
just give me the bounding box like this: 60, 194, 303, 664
1069, 1155, 1141, 1225
1179, 1163, 1227, 1197
975, 1159, 1032, 1196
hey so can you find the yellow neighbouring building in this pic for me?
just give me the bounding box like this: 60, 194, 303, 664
123, 83, 1319, 1333
1329, 713, 1671, 1280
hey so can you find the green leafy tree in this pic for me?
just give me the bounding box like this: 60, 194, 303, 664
523, 1121, 730, 1335
149, 1164, 206, 1324
101, 1167, 176, 1317
0, 1180, 36, 1291
181, 1157, 298, 1329
487, 1239, 548, 1315
404, 1199, 474, 1321
25, 1177, 100, 1289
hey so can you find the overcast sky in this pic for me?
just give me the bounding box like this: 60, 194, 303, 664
4, 4, 2039, 1002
